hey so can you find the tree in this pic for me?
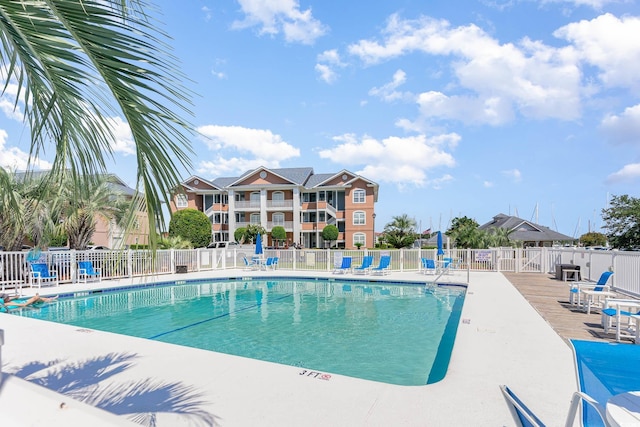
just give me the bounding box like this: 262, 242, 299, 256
383, 214, 417, 249
234, 227, 246, 243
321, 225, 339, 248
57, 175, 129, 249
601, 195, 640, 249
1, 0, 194, 250
579, 232, 607, 247
237, 224, 267, 245
169, 209, 211, 248
271, 226, 286, 247
447, 216, 480, 249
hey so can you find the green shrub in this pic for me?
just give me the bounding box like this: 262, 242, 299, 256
169, 208, 211, 248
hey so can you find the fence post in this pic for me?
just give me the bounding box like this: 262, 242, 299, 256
127, 249, 133, 278
0, 329, 4, 386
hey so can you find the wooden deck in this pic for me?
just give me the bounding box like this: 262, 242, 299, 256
502, 272, 628, 345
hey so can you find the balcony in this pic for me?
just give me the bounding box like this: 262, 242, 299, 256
266, 200, 293, 210
234, 201, 261, 210
267, 221, 294, 231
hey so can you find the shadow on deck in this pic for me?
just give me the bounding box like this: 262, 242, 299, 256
502, 272, 630, 345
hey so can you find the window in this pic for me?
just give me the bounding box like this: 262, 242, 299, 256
353, 233, 366, 247
272, 191, 284, 201
175, 194, 188, 208
250, 213, 261, 224
302, 193, 317, 203
353, 189, 366, 203
353, 211, 365, 225
318, 191, 326, 201
204, 194, 213, 211
272, 213, 285, 227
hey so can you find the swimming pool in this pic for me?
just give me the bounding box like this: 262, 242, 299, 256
18, 278, 465, 386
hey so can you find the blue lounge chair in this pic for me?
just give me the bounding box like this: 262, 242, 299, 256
333, 256, 352, 274
371, 255, 391, 275
29, 263, 58, 288
242, 256, 260, 270
421, 258, 437, 275
353, 255, 373, 275
78, 260, 102, 283
262, 257, 278, 270
569, 271, 614, 307
500, 385, 607, 427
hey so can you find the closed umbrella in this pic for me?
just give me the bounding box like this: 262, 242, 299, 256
255, 233, 263, 256
437, 231, 445, 256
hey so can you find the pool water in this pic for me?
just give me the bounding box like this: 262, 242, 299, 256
18, 278, 465, 386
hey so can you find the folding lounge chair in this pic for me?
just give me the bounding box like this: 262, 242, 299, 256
78, 261, 102, 283
261, 257, 277, 270
333, 257, 352, 274
371, 255, 391, 275
568, 271, 613, 307
29, 263, 58, 288
499, 385, 607, 427
353, 256, 373, 275
242, 256, 259, 270
421, 258, 437, 275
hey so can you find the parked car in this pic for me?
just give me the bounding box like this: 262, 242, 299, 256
207, 241, 239, 249
87, 245, 110, 250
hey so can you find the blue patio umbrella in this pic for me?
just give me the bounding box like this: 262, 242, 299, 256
437, 231, 445, 256
255, 233, 263, 256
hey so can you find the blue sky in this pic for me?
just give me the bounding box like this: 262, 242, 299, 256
2, 0, 640, 237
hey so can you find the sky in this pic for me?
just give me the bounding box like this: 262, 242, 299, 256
2, 0, 640, 237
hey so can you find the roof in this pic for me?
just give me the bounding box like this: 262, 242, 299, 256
183, 166, 378, 196
478, 213, 574, 242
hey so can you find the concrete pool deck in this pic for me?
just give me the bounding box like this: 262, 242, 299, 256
1, 270, 579, 426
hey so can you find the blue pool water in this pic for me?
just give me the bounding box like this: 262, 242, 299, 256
18, 278, 465, 386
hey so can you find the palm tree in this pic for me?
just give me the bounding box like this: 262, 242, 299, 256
0, 169, 59, 250
383, 214, 418, 249
56, 175, 129, 249
0, 0, 194, 248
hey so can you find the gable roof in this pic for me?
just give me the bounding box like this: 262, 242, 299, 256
479, 213, 574, 242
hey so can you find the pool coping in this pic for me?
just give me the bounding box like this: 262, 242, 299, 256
0, 270, 578, 426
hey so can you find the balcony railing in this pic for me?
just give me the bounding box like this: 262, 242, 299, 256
266, 200, 293, 210
234, 201, 261, 210
267, 221, 293, 231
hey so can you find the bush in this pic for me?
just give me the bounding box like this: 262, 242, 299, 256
169, 208, 211, 248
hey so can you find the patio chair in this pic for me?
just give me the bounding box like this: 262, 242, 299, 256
371, 255, 391, 275
568, 271, 614, 307
78, 260, 102, 283
499, 385, 607, 427
242, 256, 259, 270
600, 298, 640, 342
421, 258, 437, 275
577, 272, 616, 314
333, 257, 352, 274
261, 257, 277, 270
353, 256, 373, 275
29, 263, 58, 288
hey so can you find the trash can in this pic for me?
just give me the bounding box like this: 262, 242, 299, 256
555, 264, 580, 281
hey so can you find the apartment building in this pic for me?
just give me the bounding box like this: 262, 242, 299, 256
170, 167, 379, 249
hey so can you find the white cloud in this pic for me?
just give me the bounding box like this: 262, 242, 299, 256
600, 104, 640, 145
369, 70, 415, 102
108, 116, 136, 156
318, 132, 458, 188
606, 163, 640, 183
315, 63, 338, 84
555, 14, 640, 89
232, 0, 327, 45
347, 14, 582, 125
0, 129, 53, 171
502, 168, 522, 182
196, 124, 300, 176
316, 49, 346, 83
483, 180, 494, 187
541, 0, 623, 10
202, 6, 212, 22
211, 70, 227, 79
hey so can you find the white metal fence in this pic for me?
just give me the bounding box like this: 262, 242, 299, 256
2, 246, 639, 298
